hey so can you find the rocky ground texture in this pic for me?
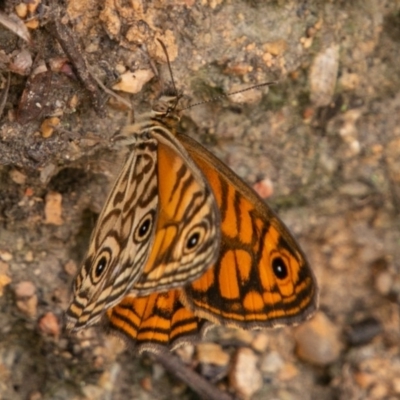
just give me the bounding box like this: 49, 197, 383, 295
1, 0, 400, 399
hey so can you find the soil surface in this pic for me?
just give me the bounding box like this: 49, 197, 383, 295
1, 1, 400, 399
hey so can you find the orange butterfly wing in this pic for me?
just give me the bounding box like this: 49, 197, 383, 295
106, 290, 208, 352
131, 133, 221, 295
178, 133, 318, 328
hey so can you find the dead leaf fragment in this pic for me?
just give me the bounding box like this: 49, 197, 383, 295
0, 12, 31, 43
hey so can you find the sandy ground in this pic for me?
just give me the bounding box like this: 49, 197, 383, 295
1, 1, 400, 399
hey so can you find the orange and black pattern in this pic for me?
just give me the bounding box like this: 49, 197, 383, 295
106, 290, 208, 352
180, 133, 317, 328
67, 90, 318, 351
104, 132, 317, 350
66, 140, 160, 329
66, 98, 221, 331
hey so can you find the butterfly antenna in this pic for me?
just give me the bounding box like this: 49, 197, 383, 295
180, 81, 276, 111
157, 39, 178, 95
156, 39, 181, 111
139, 43, 159, 78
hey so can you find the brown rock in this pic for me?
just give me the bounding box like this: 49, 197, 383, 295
16, 295, 38, 317
294, 312, 343, 366
38, 312, 60, 337
229, 347, 262, 399
253, 178, 274, 199
15, 281, 36, 298
64, 260, 78, 276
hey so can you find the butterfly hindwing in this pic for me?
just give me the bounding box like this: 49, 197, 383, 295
106, 290, 207, 352
178, 133, 318, 328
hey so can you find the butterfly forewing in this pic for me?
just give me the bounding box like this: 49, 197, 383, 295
130, 127, 221, 296
67, 98, 221, 331
66, 139, 160, 330
178, 133, 318, 328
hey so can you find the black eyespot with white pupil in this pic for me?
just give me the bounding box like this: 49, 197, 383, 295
184, 225, 206, 254
95, 256, 107, 278
135, 213, 153, 242
272, 257, 288, 280
186, 232, 200, 250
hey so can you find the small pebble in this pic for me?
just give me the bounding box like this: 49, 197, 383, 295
260, 350, 284, 374
374, 271, 392, 296
251, 332, 269, 353
0, 250, 13, 262
309, 45, 339, 107
229, 84, 262, 104
174, 343, 194, 364
25, 250, 34, 262
339, 182, 370, 197
15, 281, 36, 298
392, 377, 400, 394
9, 49, 32, 75
369, 383, 388, 399
196, 342, 230, 367
294, 312, 342, 366
140, 376, 153, 392
38, 312, 60, 336
263, 39, 288, 56
44, 191, 63, 225
9, 169, 27, 185
40, 117, 60, 138
64, 260, 78, 276
354, 371, 375, 389
229, 347, 262, 399
28, 391, 42, 400
345, 317, 382, 346
278, 363, 299, 381
25, 18, 39, 30
16, 295, 38, 317
82, 384, 103, 400
15, 3, 28, 18
112, 70, 154, 94
27, 0, 41, 13
253, 178, 274, 199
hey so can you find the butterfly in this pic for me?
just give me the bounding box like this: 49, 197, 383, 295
102, 128, 318, 352
66, 44, 318, 352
